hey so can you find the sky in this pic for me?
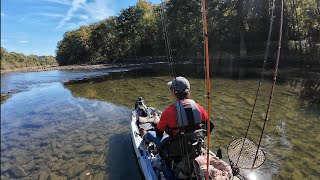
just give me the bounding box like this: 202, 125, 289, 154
1, 0, 160, 56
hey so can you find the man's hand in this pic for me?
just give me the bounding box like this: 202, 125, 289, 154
153, 114, 160, 124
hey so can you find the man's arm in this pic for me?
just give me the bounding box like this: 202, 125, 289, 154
156, 107, 170, 139
204, 119, 214, 134
197, 103, 208, 123
197, 103, 214, 134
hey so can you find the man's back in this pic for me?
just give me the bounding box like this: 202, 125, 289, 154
157, 100, 208, 136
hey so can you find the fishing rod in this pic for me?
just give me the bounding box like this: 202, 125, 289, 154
160, 0, 176, 78
251, 0, 284, 170
200, 0, 211, 179
160, 0, 194, 174
236, 0, 276, 167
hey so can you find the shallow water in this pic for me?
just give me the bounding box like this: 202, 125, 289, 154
0, 67, 142, 95
65, 68, 320, 179
1, 65, 319, 179
1, 83, 142, 179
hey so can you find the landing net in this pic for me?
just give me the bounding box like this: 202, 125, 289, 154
228, 138, 265, 169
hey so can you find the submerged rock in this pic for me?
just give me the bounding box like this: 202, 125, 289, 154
58, 152, 73, 160
51, 162, 61, 172
1, 163, 11, 173
86, 134, 97, 142
95, 146, 105, 153
78, 145, 95, 154
1, 175, 9, 180
50, 157, 59, 162
51, 139, 63, 156
48, 173, 67, 180
38, 170, 50, 180
67, 162, 87, 178
1, 157, 10, 164
22, 160, 35, 171
7, 165, 28, 178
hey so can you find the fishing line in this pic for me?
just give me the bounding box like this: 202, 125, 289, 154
251, 0, 284, 170
159, 2, 191, 175
159, 0, 193, 174
236, 0, 276, 166
160, 0, 176, 78
200, 0, 207, 107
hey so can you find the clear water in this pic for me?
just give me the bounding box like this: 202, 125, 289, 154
1, 65, 319, 179
0, 67, 143, 95
1, 82, 142, 179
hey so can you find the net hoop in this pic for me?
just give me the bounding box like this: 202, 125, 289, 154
227, 138, 266, 169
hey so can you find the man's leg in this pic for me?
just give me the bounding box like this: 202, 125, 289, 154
145, 131, 161, 147
145, 131, 169, 148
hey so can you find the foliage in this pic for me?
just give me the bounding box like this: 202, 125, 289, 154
1, 47, 57, 70
56, 0, 320, 65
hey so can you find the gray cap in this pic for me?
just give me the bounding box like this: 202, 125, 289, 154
167, 76, 190, 93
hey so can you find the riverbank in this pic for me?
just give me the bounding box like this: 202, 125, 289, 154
0, 62, 169, 73
0, 64, 118, 73
0, 62, 168, 103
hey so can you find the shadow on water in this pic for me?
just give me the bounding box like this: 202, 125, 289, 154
106, 133, 142, 180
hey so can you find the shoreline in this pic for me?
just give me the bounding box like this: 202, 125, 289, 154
0, 62, 168, 103
0, 62, 169, 73
2, 58, 319, 74
1, 64, 119, 73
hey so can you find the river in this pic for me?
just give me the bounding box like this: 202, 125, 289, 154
1, 64, 319, 179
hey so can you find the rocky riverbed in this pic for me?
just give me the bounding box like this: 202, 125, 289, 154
1, 112, 127, 179
1, 83, 141, 180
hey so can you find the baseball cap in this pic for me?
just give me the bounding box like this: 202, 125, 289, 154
167, 76, 190, 93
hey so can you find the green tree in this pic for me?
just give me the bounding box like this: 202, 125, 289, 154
1, 47, 57, 70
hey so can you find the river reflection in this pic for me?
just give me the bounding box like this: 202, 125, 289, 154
1, 65, 319, 180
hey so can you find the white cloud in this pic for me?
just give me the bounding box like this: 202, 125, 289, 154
81, 0, 114, 21
39, 13, 64, 18
57, 0, 114, 29
44, 0, 72, 6
79, 15, 89, 20
57, 0, 86, 28
18, 40, 29, 44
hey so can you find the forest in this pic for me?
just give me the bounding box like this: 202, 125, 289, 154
1, 47, 57, 70
56, 0, 319, 67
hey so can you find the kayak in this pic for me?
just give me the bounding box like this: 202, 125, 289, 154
131, 109, 159, 179
130, 97, 241, 180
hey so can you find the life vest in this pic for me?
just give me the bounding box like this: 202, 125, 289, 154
174, 99, 202, 131
163, 99, 203, 164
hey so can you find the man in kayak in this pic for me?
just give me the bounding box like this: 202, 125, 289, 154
144, 76, 212, 148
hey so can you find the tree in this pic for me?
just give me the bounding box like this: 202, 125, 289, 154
55, 0, 319, 66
